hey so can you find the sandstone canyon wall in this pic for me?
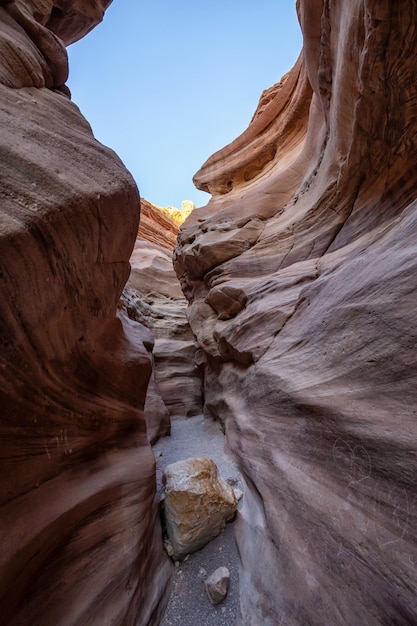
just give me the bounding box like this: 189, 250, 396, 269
0, 2, 171, 624
124, 198, 202, 425
175, 1, 417, 624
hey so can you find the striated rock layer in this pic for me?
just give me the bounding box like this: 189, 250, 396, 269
138, 198, 179, 250
0, 2, 171, 624
175, 1, 417, 624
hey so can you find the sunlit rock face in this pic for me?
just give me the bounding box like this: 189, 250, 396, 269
0, 3, 171, 624
174, 1, 417, 624
125, 199, 202, 421
138, 198, 179, 250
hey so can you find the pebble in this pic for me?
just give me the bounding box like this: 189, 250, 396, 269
205, 566, 230, 605
234, 488, 244, 501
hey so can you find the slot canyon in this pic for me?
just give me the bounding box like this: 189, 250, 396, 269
0, 1, 416, 625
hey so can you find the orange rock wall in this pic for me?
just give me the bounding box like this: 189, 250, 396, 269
0, 2, 171, 624
175, 1, 417, 623
138, 198, 179, 251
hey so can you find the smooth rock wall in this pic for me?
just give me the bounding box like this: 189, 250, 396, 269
0, 2, 171, 624
174, 1, 417, 624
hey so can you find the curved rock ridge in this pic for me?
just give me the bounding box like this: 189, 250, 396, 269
193, 53, 312, 197
0, 3, 171, 625
0, 0, 112, 92
174, 1, 417, 624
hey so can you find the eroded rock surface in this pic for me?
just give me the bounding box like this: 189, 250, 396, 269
125, 199, 202, 420
174, 1, 417, 624
0, 3, 171, 624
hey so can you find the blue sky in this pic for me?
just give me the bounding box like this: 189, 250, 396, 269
67, 1, 302, 209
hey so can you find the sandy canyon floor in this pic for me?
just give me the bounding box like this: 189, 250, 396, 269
153, 415, 244, 626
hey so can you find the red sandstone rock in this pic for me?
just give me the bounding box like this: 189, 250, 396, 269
138, 198, 179, 251
0, 3, 171, 624
174, 1, 417, 624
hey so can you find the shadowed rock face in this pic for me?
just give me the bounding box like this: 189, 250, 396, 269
174, 1, 417, 624
0, 2, 171, 624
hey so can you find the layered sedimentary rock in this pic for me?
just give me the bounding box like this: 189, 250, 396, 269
0, 2, 171, 624
125, 200, 202, 420
175, 1, 417, 624
138, 198, 179, 250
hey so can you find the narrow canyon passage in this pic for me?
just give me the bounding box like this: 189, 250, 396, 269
153, 415, 243, 626
1, 2, 417, 625
123, 177, 283, 626
125, 199, 244, 624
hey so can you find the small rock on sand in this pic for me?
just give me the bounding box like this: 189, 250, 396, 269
205, 566, 230, 605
